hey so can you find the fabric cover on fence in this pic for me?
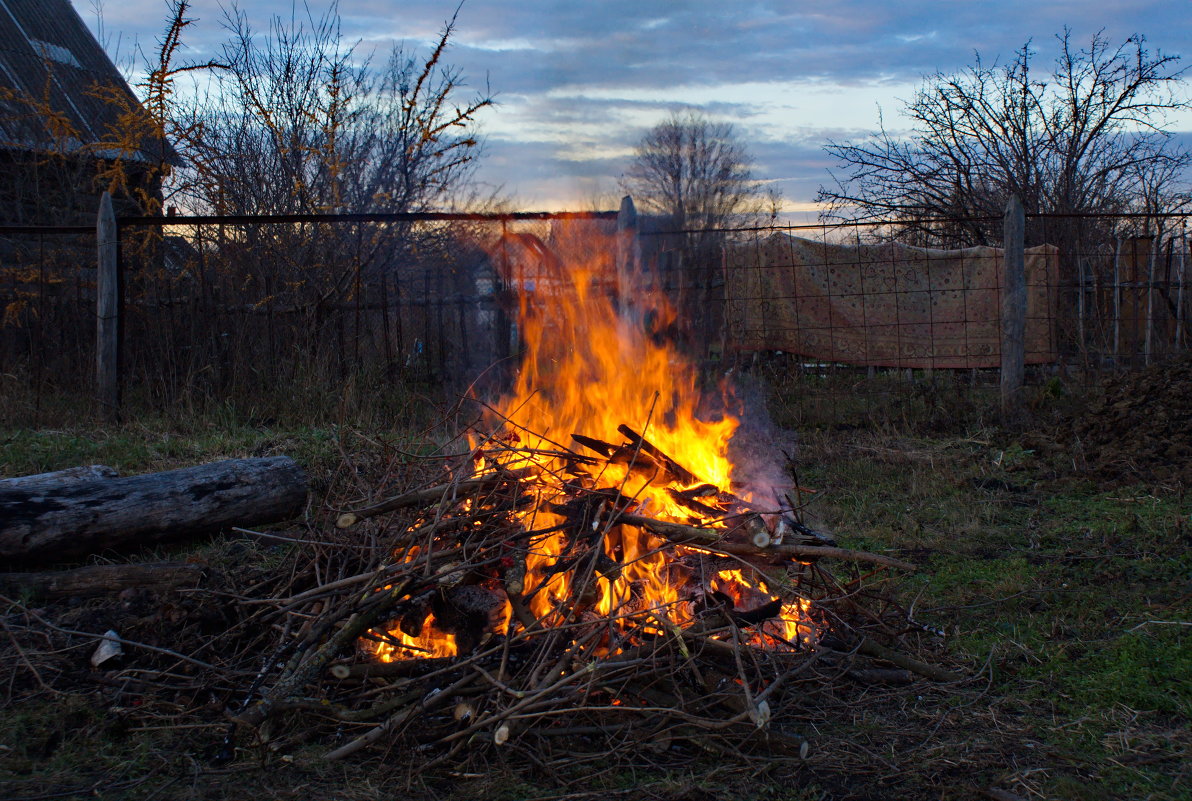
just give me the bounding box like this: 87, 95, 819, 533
724, 234, 1059, 367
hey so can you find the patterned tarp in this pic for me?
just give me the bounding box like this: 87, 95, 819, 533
725, 234, 1059, 368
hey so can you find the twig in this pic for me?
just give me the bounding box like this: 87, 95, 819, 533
616, 513, 918, 572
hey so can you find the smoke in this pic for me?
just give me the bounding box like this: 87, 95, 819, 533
706, 372, 800, 511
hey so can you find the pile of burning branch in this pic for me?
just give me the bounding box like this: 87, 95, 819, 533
230, 417, 957, 764
225, 222, 961, 762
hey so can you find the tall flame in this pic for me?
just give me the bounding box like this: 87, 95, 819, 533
485, 221, 737, 624
377, 220, 814, 659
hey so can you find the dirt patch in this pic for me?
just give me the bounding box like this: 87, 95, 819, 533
1055, 354, 1192, 486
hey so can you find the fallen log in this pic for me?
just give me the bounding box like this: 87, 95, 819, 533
0, 561, 203, 600
0, 456, 308, 564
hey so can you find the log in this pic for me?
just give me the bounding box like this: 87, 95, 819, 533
0, 465, 119, 490
0, 561, 203, 600
0, 456, 308, 563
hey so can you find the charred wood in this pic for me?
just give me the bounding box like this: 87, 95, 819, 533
616, 424, 701, 487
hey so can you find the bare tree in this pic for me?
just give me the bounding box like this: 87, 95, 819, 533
173, 4, 492, 217
817, 30, 1191, 247
619, 111, 773, 351
149, 4, 496, 323
621, 110, 768, 235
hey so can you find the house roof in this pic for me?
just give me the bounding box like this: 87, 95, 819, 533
0, 0, 175, 164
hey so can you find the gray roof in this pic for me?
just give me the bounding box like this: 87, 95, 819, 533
0, 0, 175, 163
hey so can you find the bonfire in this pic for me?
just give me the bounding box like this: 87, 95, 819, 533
232, 222, 955, 763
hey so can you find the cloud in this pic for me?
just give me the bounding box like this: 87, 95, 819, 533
71, 0, 1192, 209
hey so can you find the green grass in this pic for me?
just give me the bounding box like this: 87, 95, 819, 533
786, 422, 1190, 800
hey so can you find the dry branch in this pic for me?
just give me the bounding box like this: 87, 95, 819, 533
616, 512, 918, 572
211, 420, 961, 767
335, 472, 525, 528
0, 562, 202, 600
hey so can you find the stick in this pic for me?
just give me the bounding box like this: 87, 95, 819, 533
617, 513, 918, 572
616, 424, 701, 486
0, 562, 202, 600
336, 474, 517, 528
856, 638, 964, 683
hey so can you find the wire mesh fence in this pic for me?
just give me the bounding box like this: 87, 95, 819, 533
1, 205, 1188, 428
0, 226, 95, 396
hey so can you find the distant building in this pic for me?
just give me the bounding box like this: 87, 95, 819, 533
0, 0, 175, 225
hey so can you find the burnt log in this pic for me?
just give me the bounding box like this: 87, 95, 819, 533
0, 561, 203, 600
432, 585, 507, 653
0, 456, 308, 564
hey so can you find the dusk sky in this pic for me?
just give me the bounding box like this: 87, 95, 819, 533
73, 0, 1192, 217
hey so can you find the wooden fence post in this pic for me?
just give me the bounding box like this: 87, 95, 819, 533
96, 191, 120, 421
616, 195, 640, 319
1001, 195, 1026, 416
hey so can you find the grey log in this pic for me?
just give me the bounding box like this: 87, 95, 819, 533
0, 465, 119, 491
0, 456, 307, 564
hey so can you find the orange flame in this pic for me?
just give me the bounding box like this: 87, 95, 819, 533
484, 221, 737, 625
374, 611, 458, 661
377, 221, 814, 658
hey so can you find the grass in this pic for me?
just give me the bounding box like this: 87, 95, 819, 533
793, 426, 1190, 800
0, 382, 1188, 800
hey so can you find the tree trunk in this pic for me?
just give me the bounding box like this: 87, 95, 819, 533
0, 456, 307, 564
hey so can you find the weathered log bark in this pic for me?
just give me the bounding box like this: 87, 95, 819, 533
0, 465, 119, 490
0, 561, 203, 600
0, 456, 308, 563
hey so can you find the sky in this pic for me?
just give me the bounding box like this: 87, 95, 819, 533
73, 0, 1192, 217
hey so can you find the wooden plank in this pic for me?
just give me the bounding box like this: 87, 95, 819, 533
1000, 195, 1025, 416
